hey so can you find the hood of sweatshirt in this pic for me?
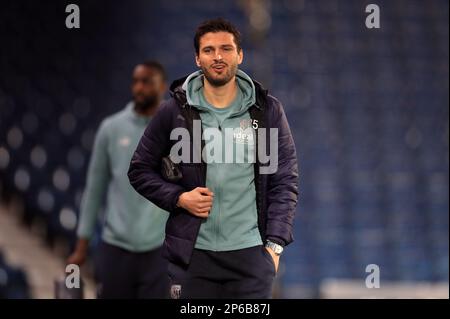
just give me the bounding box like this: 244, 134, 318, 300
181, 69, 256, 117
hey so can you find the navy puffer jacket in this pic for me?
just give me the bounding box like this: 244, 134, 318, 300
128, 75, 299, 266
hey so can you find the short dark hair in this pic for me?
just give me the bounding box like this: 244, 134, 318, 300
194, 18, 242, 55
139, 60, 167, 81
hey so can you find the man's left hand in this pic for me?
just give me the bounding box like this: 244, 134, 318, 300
265, 247, 280, 273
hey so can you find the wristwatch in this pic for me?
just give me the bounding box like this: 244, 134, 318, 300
265, 240, 284, 256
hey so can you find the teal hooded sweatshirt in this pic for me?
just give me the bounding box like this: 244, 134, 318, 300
76, 102, 168, 252
183, 70, 263, 251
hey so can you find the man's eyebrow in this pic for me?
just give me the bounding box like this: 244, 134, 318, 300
202, 44, 235, 50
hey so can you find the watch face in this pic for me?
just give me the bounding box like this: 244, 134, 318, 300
266, 241, 283, 255
268, 242, 282, 254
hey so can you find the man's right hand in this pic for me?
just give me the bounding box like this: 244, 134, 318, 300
177, 187, 214, 218
66, 238, 89, 266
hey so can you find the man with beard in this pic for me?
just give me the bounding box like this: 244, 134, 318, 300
128, 19, 299, 299
67, 61, 170, 298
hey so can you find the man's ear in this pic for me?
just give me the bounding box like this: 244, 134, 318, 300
195, 54, 201, 68
238, 49, 244, 65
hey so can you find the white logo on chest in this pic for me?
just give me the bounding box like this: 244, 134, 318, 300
234, 120, 255, 145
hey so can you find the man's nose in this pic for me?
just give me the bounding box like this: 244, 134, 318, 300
214, 53, 223, 61
133, 81, 144, 91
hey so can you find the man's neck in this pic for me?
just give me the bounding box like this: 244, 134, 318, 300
203, 76, 237, 108
134, 103, 158, 118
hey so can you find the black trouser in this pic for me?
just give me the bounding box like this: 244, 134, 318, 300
168, 245, 276, 299
95, 241, 169, 299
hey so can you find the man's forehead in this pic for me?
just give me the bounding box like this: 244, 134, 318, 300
133, 65, 159, 77
199, 31, 236, 47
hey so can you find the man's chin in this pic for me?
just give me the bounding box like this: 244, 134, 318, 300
205, 74, 233, 87
134, 101, 145, 109
134, 101, 153, 111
